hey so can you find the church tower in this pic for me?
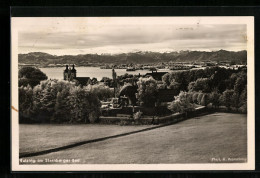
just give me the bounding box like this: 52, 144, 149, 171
71, 64, 77, 79
64, 64, 77, 81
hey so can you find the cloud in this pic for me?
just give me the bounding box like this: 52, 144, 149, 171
18, 19, 247, 55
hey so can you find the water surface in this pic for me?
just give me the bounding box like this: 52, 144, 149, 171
40, 67, 172, 81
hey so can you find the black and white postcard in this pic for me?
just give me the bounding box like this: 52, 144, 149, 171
11, 17, 255, 171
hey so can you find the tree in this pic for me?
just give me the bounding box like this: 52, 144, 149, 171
51, 80, 75, 123
209, 91, 221, 108
234, 74, 247, 95
19, 67, 47, 87
91, 77, 98, 85
192, 92, 199, 104
52, 90, 71, 123
217, 80, 229, 93
229, 73, 239, 89
191, 78, 211, 93
168, 91, 194, 116
157, 82, 167, 89
68, 86, 101, 123
201, 94, 209, 106
230, 60, 236, 65
32, 80, 58, 122
162, 71, 189, 91
136, 77, 158, 107
162, 73, 171, 86
197, 92, 204, 105
231, 92, 240, 111
86, 84, 113, 101
239, 88, 247, 113
168, 81, 181, 93
173, 71, 189, 91
220, 89, 235, 110
188, 81, 195, 91
210, 68, 235, 92
100, 77, 113, 87
19, 79, 102, 123
194, 69, 206, 79
19, 86, 34, 122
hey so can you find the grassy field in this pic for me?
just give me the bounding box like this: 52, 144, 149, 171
19, 113, 247, 164
19, 124, 153, 154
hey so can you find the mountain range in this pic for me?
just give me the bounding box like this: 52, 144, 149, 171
18, 50, 247, 65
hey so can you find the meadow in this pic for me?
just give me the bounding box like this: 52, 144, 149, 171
19, 124, 153, 154
20, 113, 247, 164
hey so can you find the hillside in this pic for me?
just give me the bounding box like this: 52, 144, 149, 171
18, 50, 247, 65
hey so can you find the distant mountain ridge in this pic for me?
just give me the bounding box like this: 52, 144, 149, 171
18, 50, 247, 65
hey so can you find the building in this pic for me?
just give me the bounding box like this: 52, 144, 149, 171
157, 89, 179, 103
64, 64, 91, 86
144, 71, 168, 81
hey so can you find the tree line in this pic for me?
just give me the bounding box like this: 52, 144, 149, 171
19, 80, 115, 123
136, 66, 247, 113
19, 66, 247, 123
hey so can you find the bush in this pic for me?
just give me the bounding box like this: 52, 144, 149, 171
239, 104, 247, 113
88, 111, 100, 123
133, 111, 143, 120
119, 120, 132, 126
168, 91, 195, 115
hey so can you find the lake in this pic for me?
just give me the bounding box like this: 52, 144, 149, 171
39, 67, 172, 81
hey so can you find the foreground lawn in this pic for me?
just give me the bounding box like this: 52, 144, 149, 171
20, 113, 247, 164
19, 124, 153, 154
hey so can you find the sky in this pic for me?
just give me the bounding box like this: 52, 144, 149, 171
15, 17, 247, 55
